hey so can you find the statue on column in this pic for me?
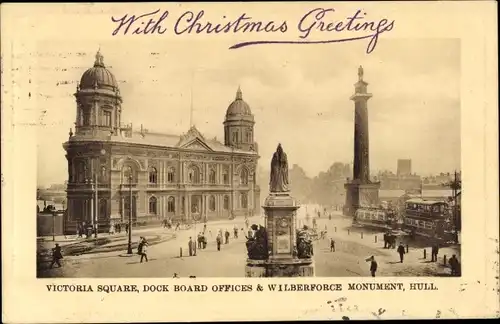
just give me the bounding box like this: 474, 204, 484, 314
269, 144, 289, 193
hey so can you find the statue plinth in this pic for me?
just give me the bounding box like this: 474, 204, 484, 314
245, 191, 315, 277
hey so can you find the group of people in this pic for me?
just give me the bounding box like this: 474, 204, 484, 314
108, 222, 129, 235
186, 222, 247, 256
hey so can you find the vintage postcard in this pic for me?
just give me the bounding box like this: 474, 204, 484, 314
2, 1, 498, 322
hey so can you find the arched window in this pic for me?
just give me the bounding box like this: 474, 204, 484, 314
222, 167, 229, 184
209, 168, 216, 184
232, 130, 238, 143
77, 161, 86, 183
246, 131, 252, 143
209, 195, 216, 211
240, 192, 248, 209
100, 166, 107, 183
82, 110, 91, 126
240, 168, 248, 185
99, 199, 107, 220
167, 196, 175, 213
122, 165, 135, 183
191, 195, 201, 213
149, 167, 158, 184
102, 110, 112, 127
223, 196, 229, 210
167, 167, 175, 183
188, 166, 200, 184
149, 196, 157, 215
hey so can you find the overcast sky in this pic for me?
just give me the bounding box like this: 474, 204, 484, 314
36, 38, 460, 186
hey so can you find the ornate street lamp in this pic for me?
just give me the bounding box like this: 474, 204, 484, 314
127, 173, 133, 254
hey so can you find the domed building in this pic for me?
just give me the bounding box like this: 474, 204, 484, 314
63, 51, 260, 234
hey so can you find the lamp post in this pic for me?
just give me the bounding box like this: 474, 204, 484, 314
93, 149, 106, 239
52, 211, 56, 242
127, 174, 133, 254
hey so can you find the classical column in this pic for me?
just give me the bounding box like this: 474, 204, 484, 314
344, 66, 380, 215
350, 66, 372, 182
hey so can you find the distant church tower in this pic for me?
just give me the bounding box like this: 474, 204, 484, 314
74, 50, 122, 138
223, 87, 257, 151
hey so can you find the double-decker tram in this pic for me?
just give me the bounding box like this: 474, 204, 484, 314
353, 207, 400, 231
403, 198, 453, 242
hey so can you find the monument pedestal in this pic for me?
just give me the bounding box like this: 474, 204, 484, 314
245, 258, 315, 278
344, 181, 381, 216
245, 192, 315, 277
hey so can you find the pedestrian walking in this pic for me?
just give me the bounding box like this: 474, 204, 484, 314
216, 235, 222, 251
50, 243, 63, 268
140, 239, 149, 263
202, 234, 207, 249
225, 230, 230, 244
329, 213, 332, 221
366, 256, 377, 277
330, 238, 336, 252
125, 223, 129, 234
431, 243, 440, 262
197, 233, 203, 249
233, 226, 238, 239
397, 242, 406, 263
449, 255, 460, 276
188, 237, 194, 256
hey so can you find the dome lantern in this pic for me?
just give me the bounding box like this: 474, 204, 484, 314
79, 49, 118, 91
225, 86, 252, 117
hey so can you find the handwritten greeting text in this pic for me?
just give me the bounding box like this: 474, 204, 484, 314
110, 8, 395, 54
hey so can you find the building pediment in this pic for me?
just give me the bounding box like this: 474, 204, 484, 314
180, 138, 214, 152
176, 126, 214, 151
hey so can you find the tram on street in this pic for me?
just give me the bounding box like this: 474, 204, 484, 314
402, 198, 454, 242
352, 207, 400, 231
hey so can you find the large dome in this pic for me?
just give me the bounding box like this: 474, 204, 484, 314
226, 87, 252, 117
79, 51, 118, 91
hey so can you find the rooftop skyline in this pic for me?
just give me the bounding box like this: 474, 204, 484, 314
36, 38, 461, 186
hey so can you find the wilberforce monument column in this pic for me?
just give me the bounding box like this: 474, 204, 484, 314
343, 66, 381, 216
245, 144, 315, 277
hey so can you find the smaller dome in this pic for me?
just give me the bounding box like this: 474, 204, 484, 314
226, 87, 252, 117
79, 50, 118, 91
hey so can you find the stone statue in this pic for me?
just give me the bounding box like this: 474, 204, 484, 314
296, 228, 314, 259
246, 224, 269, 260
269, 143, 289, 192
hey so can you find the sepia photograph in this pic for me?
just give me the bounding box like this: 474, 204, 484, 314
3, 2, 498, 322
35, 38, 462, 279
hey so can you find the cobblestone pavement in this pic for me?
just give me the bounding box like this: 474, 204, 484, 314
38, 212, 461, 278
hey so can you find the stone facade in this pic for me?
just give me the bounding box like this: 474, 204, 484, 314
63, 51, 260, 234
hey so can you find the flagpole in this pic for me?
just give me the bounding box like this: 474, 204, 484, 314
190, 71, 194, 128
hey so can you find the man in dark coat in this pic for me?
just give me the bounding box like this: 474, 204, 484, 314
50, 244, 63, 268
330, 238, 336, 252
431, 243, 440, 262
369, 256, 377, 277
397, 242, 406, 263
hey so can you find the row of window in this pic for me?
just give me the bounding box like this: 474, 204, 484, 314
405, 218, 435, 229
356, 211, 388, 222
73, 163, 253, 186
405, 203, 446, 214
148, 194, 248, 215
231, 130, 253, 143
81, 110, 113, 127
